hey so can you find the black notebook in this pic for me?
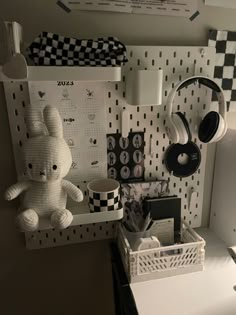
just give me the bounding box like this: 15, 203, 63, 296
143, 196, 181, 242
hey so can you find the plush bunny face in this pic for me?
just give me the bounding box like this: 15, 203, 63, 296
23, 105, 72, 182
23, 136, 72, 182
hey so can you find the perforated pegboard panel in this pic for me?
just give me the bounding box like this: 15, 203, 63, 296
3, 46, 216, 249
25, 221, 117, 250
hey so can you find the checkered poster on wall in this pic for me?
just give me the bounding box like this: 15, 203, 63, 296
208, 30, 236, 111
107, 132, 145, 182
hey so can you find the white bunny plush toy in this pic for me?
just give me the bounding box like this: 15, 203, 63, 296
4, 105, 83, 232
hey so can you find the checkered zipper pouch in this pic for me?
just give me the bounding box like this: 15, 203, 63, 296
28, 32, 128, 66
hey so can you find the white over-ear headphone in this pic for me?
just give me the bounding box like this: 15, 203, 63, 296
165, 76, 227, 144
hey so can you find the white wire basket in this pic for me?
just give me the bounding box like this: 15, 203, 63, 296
117, 220, 205, 283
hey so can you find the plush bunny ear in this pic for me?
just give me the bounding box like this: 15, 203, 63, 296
43, 105, 63, 138
26, 105, 47, 137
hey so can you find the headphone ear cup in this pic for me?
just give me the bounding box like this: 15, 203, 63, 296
172, 112, 191, 144
198, 111, 225, 143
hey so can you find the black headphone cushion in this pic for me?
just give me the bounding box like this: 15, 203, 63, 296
176, 112, 192, 142
198, 111, 220, 143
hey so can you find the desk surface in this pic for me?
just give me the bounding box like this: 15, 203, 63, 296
131, 228, 236, 315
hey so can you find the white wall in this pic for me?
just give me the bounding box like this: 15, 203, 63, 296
1, 0, 236, 313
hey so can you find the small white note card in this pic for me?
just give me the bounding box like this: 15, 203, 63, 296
149, 218, 174, 244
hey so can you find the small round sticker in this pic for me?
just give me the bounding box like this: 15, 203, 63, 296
108, 167, 117, 179
120, 166, 130, 179
119, 137, 129, 149
108, 152, 116, 166
132, 134, 142, 148
120, 151, 130, 165
134, 165, 143, 178
107, 136, 116, 150
133, 150, 143, 163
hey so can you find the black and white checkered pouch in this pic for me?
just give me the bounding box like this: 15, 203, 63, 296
28, 32, 128, 66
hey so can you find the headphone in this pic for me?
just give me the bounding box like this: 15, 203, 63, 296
166, 76, 227, 144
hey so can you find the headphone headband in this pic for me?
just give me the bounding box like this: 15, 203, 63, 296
167, 75, 226, 120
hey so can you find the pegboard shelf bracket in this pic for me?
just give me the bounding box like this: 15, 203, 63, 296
35, 207, 123, 231
0, 65, 122, 82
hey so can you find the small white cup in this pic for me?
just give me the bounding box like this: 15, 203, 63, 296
87, 178, 120, 212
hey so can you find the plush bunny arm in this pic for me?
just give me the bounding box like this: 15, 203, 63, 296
62, 180, 83, 202
5, 181, 31, 201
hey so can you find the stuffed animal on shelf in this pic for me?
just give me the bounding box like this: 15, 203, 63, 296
4, 105, 83, 232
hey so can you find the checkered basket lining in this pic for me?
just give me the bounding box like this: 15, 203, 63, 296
27, 32, 128, 66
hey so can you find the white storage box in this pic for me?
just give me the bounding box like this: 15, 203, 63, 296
117, 220, 205, 283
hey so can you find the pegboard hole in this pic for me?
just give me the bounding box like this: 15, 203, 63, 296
180, 59, 183, 66
116, 99, 119, 106
109, 107, 111, 113
108, 92, 111, 98
166, 59, 169, 66
152, 59, 155, 66
145, 51, 148, 58
187, 51, 190, 58
130, 114, 133, 120
12, 93, 16, 100
159, 51, 162, 58
15, 109, 18, 116
20, 84, 23, 91
144, 113, 146, 119
115, 84, 118, 90
177, 153, 189, 165
130, 51, 133, 57
17, 125, 20, 132
165, 75, 168, 82
137, 59, 140, 66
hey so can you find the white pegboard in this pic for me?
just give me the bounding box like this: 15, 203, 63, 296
25, 221, 117, 250
3, 45, 216, 249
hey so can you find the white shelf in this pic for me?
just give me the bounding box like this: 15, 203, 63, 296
37, 206, 123, 231
0, 65, 121, 82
